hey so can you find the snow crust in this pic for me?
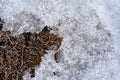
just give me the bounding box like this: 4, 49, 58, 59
0, 0, 120, 80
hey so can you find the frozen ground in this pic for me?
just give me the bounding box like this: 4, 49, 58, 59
0, 0, 120, 80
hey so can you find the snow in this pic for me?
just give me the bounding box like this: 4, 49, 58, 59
0, 0, 120, 80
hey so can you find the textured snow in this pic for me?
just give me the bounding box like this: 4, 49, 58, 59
0, 0, 120, 80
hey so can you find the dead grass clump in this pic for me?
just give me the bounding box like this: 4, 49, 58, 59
0, 20, 62, 80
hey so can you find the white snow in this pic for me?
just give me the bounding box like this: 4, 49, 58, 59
0, 0, 120, 80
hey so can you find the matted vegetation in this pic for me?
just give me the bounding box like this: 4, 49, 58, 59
0, 18, 62, 80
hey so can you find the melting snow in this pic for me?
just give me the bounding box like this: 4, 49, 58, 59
0, 0, 120, 80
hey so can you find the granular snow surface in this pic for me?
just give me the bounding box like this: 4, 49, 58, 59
0, 0, 120, 80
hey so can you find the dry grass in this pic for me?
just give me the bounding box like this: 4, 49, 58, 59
0, 19, 62, 80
